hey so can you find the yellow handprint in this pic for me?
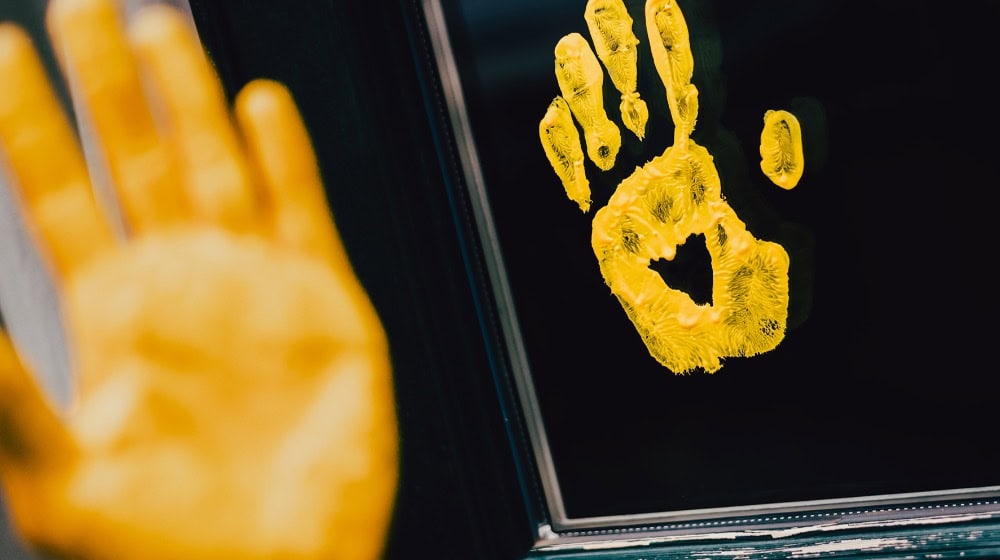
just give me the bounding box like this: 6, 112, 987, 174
540, 0, 805, 374
0, 1, 396, 559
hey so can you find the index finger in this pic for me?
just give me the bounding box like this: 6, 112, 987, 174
0, 23, 114, 280
0, 329, 77, 487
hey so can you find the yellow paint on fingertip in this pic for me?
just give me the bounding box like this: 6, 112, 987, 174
0, 25, 36, 115
127, 2, 190, 44
45, 0, 117, 32
760, 109, 804, 190
540, 96, 591, 213
0, 22, 30, 55
235, 79, 289, 117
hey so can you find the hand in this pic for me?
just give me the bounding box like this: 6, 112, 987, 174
539, 0, 798, 374
0, 1, 397, 558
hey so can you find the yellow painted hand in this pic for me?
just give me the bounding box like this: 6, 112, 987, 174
0, 1, 397, 559
540, 0, 805, 374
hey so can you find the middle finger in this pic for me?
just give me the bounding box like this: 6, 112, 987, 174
47, 0, 183, 234
129, 5, 259, 233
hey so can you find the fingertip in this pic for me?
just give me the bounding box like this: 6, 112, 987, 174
236, 79, 296, 123
236, 79, 309, 154
0, 23, 33, 75
128, 2, 192, 50
0, 24, 49, 132
46, 0, 114, 37
0, 21, 31, 52
0, 25, 32, 117
555, 32, 585, 57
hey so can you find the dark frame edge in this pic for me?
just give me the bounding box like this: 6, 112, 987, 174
398, 0, 553, 542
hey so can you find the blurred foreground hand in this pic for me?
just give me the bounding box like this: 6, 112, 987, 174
0, 1, 398, 558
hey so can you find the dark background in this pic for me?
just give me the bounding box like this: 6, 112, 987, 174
437, 0, 1000, 520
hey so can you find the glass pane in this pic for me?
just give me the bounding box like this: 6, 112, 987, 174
424, 0, 1000, 538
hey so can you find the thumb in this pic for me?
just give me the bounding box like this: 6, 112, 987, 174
0, 326, 77, 548
0, 326, 76, 480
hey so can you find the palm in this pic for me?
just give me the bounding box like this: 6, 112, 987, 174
59, 230, 395, 560
0, 2, 397, 559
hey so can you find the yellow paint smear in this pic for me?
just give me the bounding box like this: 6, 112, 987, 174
760, 109, 805, 190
